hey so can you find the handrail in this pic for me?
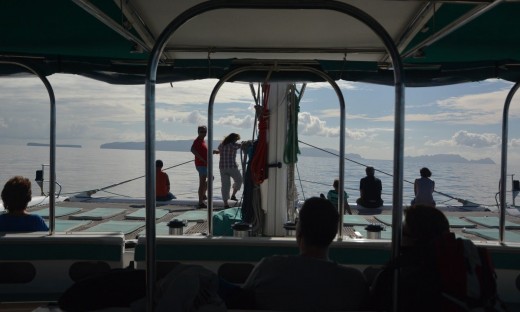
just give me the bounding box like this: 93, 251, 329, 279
0, 61, 56, 235
207, 65, 346, 238
499, 82, 520, 243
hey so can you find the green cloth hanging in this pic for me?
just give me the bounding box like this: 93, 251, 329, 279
284, 85, 303, 164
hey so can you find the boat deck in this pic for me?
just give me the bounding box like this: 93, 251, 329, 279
27, 199, 520, 244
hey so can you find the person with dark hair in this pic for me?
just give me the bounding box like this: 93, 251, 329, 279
326, 178, 352, 215
242, 197, 368, 311
217, 133, 243, 208
411, 167, 435, 207
370, 205, 450, 311
0, 176, 48, 232
191, 125, 210, 208
356, 166, 384, 208
155, 159, 176, 201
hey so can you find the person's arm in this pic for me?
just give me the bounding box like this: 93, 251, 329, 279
166, 174, 171, 192
414, 179, 418, 196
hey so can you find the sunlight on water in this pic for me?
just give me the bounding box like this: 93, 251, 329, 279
0, 145, 516, 207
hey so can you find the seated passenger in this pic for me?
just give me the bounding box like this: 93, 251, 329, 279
370, 205, 450, 311
326, 178, 352, 215
242, 197, 368, 311
411, 167, 436, 207
0, 176, 48, 232
356, 166, 384, 208
156, 159, 176, 201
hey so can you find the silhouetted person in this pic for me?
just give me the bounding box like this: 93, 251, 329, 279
326, 178, 352, 215
411, 167, 435, 207
217, 133, 243, 208
0, 176, 48, 232
371, 205, 450, 311
356, 166, 383, 208
191, 125, 209, 208
242, 197, 368, 311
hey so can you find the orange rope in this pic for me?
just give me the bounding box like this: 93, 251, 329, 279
251, 84, 270, 185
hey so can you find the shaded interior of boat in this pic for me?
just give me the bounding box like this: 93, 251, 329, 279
2, 0, 520, 311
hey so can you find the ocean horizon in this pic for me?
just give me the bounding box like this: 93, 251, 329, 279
1, 144, 516, 208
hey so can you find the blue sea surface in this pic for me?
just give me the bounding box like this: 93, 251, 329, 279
0, 144, 515, 207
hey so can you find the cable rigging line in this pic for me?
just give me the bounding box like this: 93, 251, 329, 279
298, 139, 471, 205
76, 159, 194, 196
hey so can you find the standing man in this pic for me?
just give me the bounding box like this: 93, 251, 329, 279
191, 125, 210, 208
356, 166, 384, 208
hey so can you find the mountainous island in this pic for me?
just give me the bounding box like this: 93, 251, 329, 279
100, 140, 495, 164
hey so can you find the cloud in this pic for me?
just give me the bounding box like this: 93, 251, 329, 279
426, 130, 501, 148
215, 115, 255, 128
509, 138, 520, 147
298, 111, 367, 139
183, 111, 207, 125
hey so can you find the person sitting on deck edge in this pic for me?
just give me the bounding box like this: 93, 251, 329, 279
326, 178, 352, 215
156, 159, 176, 201
356, 166, 384, 208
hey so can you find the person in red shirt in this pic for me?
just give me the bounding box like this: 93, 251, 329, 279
191, 126, 215, 208
156, 159, 175, 201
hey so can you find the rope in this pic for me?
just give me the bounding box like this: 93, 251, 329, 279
251, 84, 270, 185
77, 159, 194, 196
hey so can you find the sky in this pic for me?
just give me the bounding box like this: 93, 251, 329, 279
1, 74, 519, 163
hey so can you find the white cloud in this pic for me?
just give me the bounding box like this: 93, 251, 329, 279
215, 115, 254, 128
298, 111, 368, 140
510, 138, 520, 147
426, 130, 501, 148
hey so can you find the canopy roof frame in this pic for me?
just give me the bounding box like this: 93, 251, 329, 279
143, 1, 405, 311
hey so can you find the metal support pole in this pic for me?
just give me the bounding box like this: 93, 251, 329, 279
499, 82, 520, 243
0, 61, 56, 235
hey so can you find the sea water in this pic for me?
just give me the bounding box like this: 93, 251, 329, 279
0, 144, 516, 207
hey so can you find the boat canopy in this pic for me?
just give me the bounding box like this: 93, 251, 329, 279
1, 0, 520, 86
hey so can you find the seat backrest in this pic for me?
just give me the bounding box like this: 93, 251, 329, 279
0, 232, 125, 302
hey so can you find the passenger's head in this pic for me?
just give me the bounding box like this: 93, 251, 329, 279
403, 205, 449, 245
420, 167, 432, 178
222, 132, 241, 145
156, 159, 163, 169
366, 166, 375, 176
332, 179, 339, 190
1, 176, 32, 213
197, 126, 207, 136
297, 197, 339, 250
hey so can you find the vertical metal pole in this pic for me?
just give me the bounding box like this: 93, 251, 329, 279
207, 90, 215, 237
499, 82, 520, 243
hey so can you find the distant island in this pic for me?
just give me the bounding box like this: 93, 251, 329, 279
100, 140, 495, 164
404, 154, 495, 164
27, 142, 82, 148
